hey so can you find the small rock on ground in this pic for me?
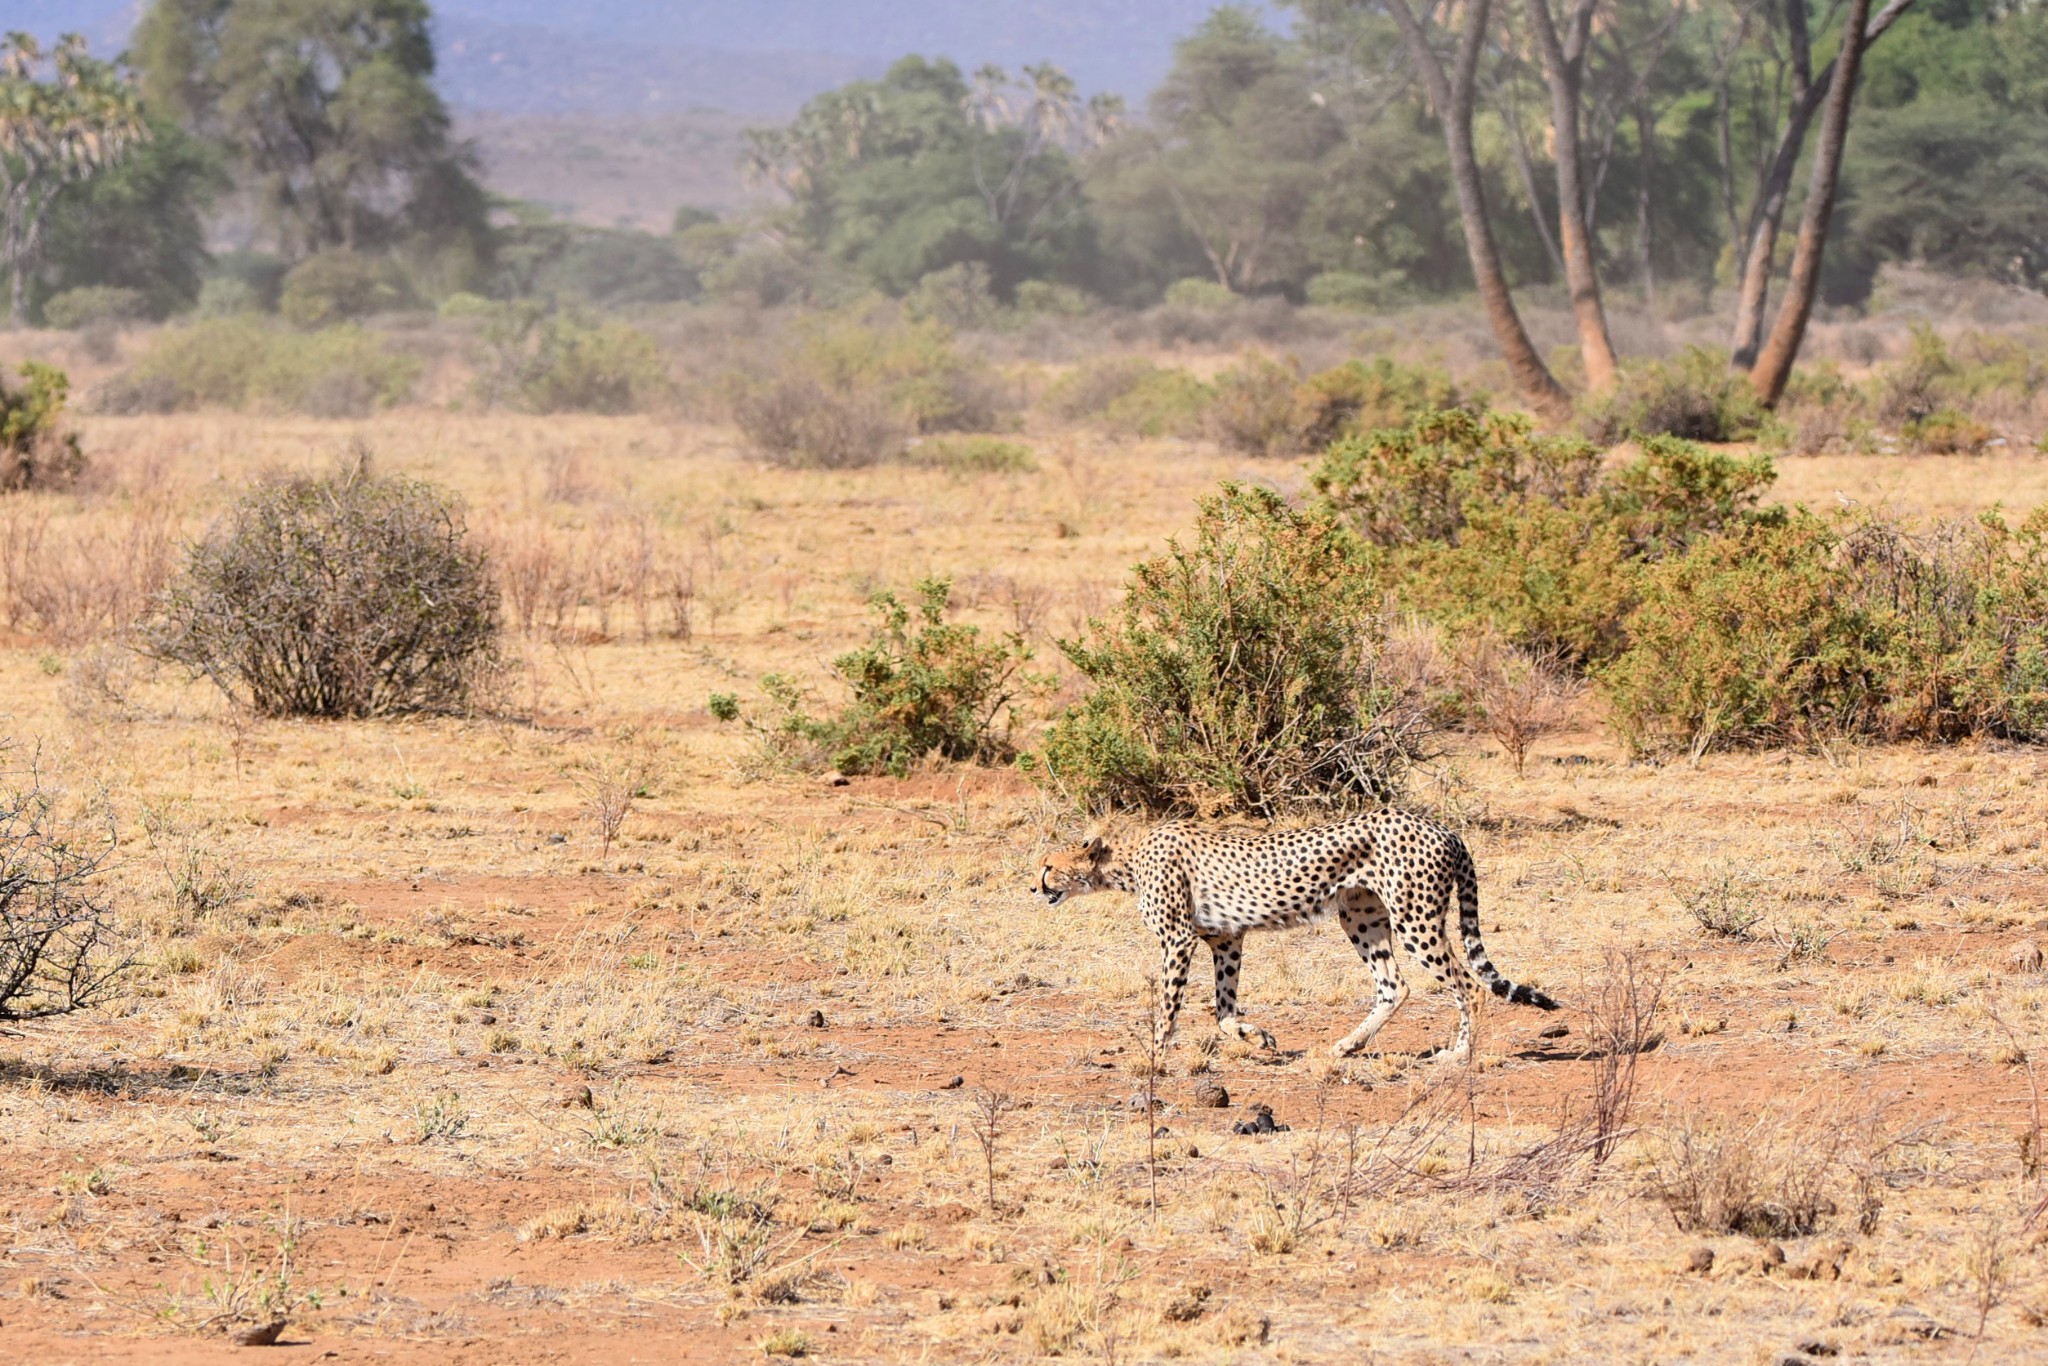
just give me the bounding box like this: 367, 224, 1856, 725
1192, 1080, 1229, 1108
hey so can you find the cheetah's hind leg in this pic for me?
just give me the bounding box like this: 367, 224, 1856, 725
1331, 891, 1407, 1058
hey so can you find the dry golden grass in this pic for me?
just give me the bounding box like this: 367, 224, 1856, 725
0, 402, 2045, 1361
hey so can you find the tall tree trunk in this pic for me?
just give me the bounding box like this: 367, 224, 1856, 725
1730, 0, 1918, 367
1495, 88, 1568, 280
1526, 0, 1619, 392
1385, 0, 1571, 420
1635, 100, 1657, 309
1749, 0, 1873, 406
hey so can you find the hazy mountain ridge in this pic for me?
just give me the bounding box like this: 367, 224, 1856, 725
11, 1, 1273, 110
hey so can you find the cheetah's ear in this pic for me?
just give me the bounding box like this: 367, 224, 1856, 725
1081, 832, 1111, 863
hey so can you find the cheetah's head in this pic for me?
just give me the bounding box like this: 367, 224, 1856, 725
1039, 835, 1115, 907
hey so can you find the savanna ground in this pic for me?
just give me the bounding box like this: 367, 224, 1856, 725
5, 321, 2048, 1362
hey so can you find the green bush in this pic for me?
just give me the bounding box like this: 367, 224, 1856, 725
1203, 354, 1302, 457
1313, 412, 1775, 663
904, 262, 1001, 331
901, 435, 1036, 473
1163, 277, 1238, 310
42, 286, 148, 331
725, 579, 1031, 776
1580, 346, 1775, 445
1600, 509, 2048, 753
1294, 357, 1471, 447
1204, 355, 1472, 458
194, 276, 261, 317
1035, 484, 1431, 816
472, 306, 671, 414
1013, 281, 1095, 316
278, 249, 414, 327
1311, 408, 1603, 548
147, 463, 502, 718
1304, 270, 1406, 311
1, 363, 85, 491
727, 307, 1012, 466
1393, 498, 1636, 664
1042, 358, 1212, 438
105, 319, 420, 416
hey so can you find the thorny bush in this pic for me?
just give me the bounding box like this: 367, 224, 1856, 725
725, 578, 1033, 776
0, 750, 127, 1021
148, 460, 502, 718
1601, 507, 2048, 753
1035, 484, 1437, 817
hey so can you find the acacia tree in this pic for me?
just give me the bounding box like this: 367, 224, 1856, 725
0, 33, 147, 323
1384, 0, 1571, 419
742, 56, 1101, 295
131, 0, 486, 265
1121, 10, 1347, 294
1748, 0, 1876, 403
1722, 0, 1917, 368
1524, 0, 1621, 392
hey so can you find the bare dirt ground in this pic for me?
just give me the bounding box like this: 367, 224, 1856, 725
3, 411, 2048, 1362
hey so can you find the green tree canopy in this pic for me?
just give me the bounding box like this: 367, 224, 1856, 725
744, 56, 1108, 297
132, 0, 488, 279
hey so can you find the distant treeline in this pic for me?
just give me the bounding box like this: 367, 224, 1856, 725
8, 1, 2044, 353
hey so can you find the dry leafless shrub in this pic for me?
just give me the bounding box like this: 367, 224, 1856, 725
0, 500, 176, 644
0, 751, 129, 1020
1647, 1095, 1936, 1238
1676, 872, 1763, 940
147, 459, 501, 718
1582, 949, 1664, 1165
574, 752, 646, 858
1457, 632, 1583, 776
970, 1088, 1017, 1212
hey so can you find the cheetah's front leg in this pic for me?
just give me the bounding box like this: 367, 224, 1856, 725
1153, 932, 1196, 1051
1205, 933, 1277, 1050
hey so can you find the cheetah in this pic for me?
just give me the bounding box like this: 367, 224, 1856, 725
1037, 809, 1559, 1062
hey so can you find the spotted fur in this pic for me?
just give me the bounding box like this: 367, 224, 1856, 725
1038, 809, 1560, 1062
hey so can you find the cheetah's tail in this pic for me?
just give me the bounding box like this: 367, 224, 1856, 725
1454, 857, 1561, 1012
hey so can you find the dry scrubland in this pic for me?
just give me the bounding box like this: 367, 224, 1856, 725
5, 322, 2048, 1362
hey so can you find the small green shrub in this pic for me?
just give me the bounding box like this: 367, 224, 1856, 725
1314, 413, 1774, 663
42, 286, 148, 330
1580, 347, 1774, 445
473, 306, 672, 414
1311, 408, 1603, 548
904, 262, 1001, 331
1602, 435, 1778, 555
1, 363, 86, 491
1206, 356, 1474, 458
1035, 484, 1432, 816
1294, 357, 1471, 448
901, 435, 1036, 473
194, 276, 261, 318
1042, 358, 1211, 438
1013, 281, 1094, 316
1204, 354, 1302, 457
1304, 270, 1406, 311
1394, 497, 1636, 663
104, 319, 419, 416
722, 579, 1031, 776
1902, 408, 1993, 454
278, 249, 413, 327
727, 307, 1012, 466
147, 462, 501, 718
1163, 277, 1238, 310
1600, 508, 2048, 753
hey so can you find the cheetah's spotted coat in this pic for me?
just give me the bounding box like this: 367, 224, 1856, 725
1038, 809, 1559, 1061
